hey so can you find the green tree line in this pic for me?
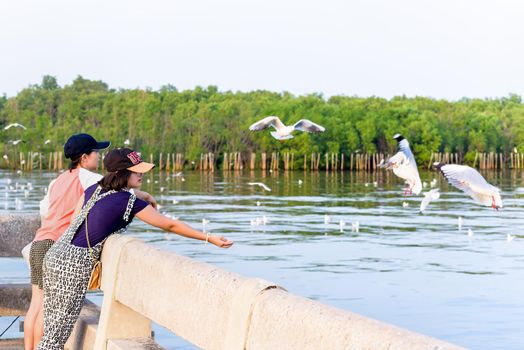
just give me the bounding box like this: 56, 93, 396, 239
1, 75, 523, 168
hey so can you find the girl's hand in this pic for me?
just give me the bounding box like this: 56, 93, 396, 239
209, 235, 234, 248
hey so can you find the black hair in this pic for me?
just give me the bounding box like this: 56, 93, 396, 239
69, 150, 98, 172
98, 169, 132, 191
68, 155, 82, 172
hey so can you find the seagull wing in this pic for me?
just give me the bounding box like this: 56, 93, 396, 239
249, 116, 285, 131
395, 138, 422, 194
420, 189, 440, 212
437, 164, 501, 206
397, 139, 417, 168
293, 119, 326, 133
420, 193, 431, 212
248, 182, 271, 191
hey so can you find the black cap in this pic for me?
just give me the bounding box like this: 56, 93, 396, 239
103, 148, 155, 173
64, 133, 110, 159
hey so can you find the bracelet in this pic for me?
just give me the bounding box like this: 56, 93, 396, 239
205, 232, 210, 244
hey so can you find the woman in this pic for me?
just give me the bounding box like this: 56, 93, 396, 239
24, 134, 156, 350
37, 148, 233, 350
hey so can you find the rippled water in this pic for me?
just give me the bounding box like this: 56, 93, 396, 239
1, 169, 523, 349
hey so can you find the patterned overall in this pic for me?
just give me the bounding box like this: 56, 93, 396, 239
37, 186, 136, 350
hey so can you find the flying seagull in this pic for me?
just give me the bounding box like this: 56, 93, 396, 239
249, 116, 325, 141
248, 182, 271, 192
4, 123, 27, 130
380, 134, 422, 195
420, 188, 440, 213
433, 162, 502, 210
9, 139, 23, 145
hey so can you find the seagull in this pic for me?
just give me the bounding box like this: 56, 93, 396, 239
124, 139, 130, 145
420, 189, 440, 213
4, 123, 27, 130
402, 201, 409, 208
351, 221, 360, 232
467, 228, 474, 237
458, 216, 463, 231
339, 219, 346, 232
173, 172, 183, 177
248, 182, 271, 192
324, 214, 331, 224
433, 162, 502, 210
202, 218, 210, 231
44, 139, 51, 145
249, 116, 325, 141
380, 134, 422, 195
9, 139, 23, 145
507, 234, 515, 242
256, 201, 261, 206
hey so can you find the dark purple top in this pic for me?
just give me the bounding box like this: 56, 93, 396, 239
71, 184, 149, 247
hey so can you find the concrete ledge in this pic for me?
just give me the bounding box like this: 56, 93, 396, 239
96, 235, 465, 350
65, 300, 101, 350
247, 288, 460, 350
0, 338, 24, 350
107, 338, 166, 350
0, 283, 31, 316
0, 214, 39, 257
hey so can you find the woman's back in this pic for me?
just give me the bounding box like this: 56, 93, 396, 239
71, 184, 149, 247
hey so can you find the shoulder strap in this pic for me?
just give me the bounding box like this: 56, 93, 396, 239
84, 186, 117, 259
123, 192, 137, 222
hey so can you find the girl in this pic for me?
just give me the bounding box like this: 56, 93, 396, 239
37, 148, 233, 350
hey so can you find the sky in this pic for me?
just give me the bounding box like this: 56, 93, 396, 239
0, 0, 522, 100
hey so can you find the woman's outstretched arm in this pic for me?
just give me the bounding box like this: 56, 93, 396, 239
136, 205, 234, 248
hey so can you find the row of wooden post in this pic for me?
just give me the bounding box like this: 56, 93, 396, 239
2, 151, 524, 172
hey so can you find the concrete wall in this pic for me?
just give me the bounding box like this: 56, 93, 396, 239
0, 214, 39, 257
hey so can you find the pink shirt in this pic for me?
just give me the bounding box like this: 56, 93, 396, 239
34, 168, 102, 242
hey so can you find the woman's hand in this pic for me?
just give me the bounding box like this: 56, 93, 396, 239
209, 235, 234, 248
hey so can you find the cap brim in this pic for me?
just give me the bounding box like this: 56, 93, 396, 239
127, 162, 155, 173
93, 141, 111, 150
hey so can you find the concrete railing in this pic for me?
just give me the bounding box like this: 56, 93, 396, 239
96, 235, 464, 350
0, 214, 466, 350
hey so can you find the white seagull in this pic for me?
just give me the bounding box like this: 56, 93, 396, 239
44, 139, 51, 145
9, 139, 23, 145
248, 182, 271, 192
380, 134, 422, 195
419, 188, 440, 213
433, 162, 502, 210
249, 116, 325, 141
4, 123, 27, 130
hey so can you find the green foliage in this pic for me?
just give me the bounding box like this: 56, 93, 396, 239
1, 76, 523, 168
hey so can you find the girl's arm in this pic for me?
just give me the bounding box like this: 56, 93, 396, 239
134, 190, 158, 209
136, 205, 233, 248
